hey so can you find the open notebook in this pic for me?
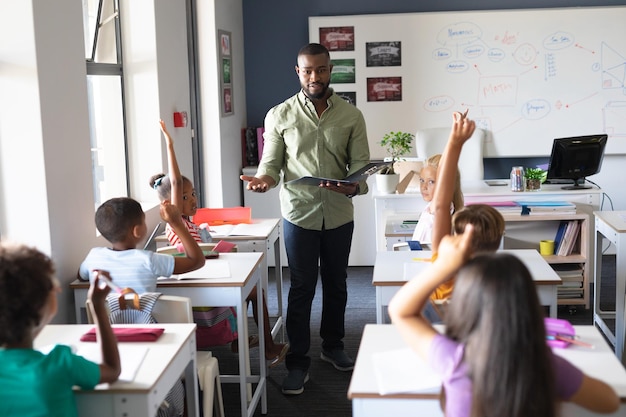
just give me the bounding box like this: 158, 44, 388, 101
37, 344, 148, 382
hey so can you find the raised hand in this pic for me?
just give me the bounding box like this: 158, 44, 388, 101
450, 109, 476, 144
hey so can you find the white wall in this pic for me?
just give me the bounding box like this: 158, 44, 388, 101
197, 0, 247, 208
0, 0, 241, 322
0, 0, 100, 322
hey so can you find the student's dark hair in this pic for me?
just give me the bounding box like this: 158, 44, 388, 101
297, 43, 330, 60
445, 253, 557, 417
452, 204, 505, 252
0, 242, 55, 346
149, 173, 192, 202
95, 197, 144, 243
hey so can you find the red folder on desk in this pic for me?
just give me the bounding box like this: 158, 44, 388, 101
80, 327, 165, 342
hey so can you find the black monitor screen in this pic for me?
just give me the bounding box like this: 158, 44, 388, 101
546, 134, 607, 190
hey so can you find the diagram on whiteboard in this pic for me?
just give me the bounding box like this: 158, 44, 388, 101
419, 16, 626, 155
310, 7, 626, 155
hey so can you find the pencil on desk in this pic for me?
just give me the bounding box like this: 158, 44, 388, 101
547, 334, 594, 349
555, 335, 594, 349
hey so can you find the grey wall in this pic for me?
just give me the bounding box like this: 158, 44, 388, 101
242, 0, 626, 127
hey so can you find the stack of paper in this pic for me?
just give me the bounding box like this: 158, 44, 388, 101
515, 201, 577, 215
209, 223, 269, 237
467, 201, 521, 214
552, 263, 584, 299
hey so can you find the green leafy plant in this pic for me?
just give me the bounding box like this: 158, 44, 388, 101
378, 131, 414, 174
524, 167, 547, 182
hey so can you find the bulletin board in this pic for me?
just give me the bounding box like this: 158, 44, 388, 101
309, 7, 626, 156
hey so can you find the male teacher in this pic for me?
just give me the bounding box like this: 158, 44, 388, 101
241, 43, 370, 395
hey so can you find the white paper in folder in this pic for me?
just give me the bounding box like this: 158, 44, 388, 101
372, 347, 442, 395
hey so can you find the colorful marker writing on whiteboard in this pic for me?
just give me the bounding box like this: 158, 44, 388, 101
92, 270, 123, 293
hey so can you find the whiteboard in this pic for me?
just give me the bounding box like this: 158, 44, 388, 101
309, 7, 626, 156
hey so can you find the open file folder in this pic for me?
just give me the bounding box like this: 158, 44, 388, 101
285, 161, 388, 186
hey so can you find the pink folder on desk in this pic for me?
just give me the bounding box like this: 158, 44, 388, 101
80, 327, 165, 342
213, 240, 236, 253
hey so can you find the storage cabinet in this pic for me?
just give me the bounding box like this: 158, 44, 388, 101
501, 212, 590, 308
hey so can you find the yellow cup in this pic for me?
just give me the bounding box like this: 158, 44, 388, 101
539, 239, 555, 256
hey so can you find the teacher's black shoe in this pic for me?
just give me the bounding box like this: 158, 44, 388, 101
320, 349, 354, 371
281, 369, 309, 395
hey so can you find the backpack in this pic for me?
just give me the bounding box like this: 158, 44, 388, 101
106, 291, 185, 417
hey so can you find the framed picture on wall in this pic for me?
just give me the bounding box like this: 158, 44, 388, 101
218, 29, 233, 116
330, 59, 355, 83
319, 26, 354, 51
367, 77, 402, 102
222, 58, 231, 84
336, 91, 356, 106
366, 41, 401, 67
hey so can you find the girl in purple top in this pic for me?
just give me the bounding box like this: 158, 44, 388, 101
389, 225, 619, 417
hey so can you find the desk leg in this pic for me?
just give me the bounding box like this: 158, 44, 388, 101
73, 288, 88, 324
272, 234, 285, 342
235, 298, 252, 414
616, 236, 626, 362
594, 221, 621, 358
257, 278, 268, 414
376, 288, 385, 324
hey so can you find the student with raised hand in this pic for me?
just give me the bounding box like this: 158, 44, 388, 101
152, 119, 211, 245
410, 153, 463, 248
0, 243, 121, 417
153, 120, 288, 367
388, 226, 619, 417
79, 197, 205, 293
429, 109, 475, 252
422, 111, 504, 318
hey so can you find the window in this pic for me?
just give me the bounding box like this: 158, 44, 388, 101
82, 0, 128, 208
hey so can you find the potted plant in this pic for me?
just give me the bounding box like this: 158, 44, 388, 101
524, 167, 547, 191
376, 131, 415, 194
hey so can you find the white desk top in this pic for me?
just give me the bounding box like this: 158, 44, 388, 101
594, 211, 626, 233
159, 252, 264, 287
373, 249, 561, 286
349, 324, 626, 400
209, 218, 279, 239
374, 179, 601, 200
34, 323, 196, 392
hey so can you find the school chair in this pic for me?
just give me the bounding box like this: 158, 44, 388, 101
86, 295, 225, 417
414, 127, 486, 181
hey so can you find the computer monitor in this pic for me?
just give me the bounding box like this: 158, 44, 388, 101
546, 134, 607, 190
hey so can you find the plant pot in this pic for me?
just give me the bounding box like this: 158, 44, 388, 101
376, 173, 399, 194
525, 178, 541, 191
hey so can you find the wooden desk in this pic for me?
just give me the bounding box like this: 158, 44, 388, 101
349, 324, 626, 417
594, 210, 626, 362
70, 252, 267, 417
157, 218, 284, 341
34, 323, 199, 417
372, 249, 561, 323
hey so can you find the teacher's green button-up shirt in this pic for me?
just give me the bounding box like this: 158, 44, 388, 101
256, 90, 370, 231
